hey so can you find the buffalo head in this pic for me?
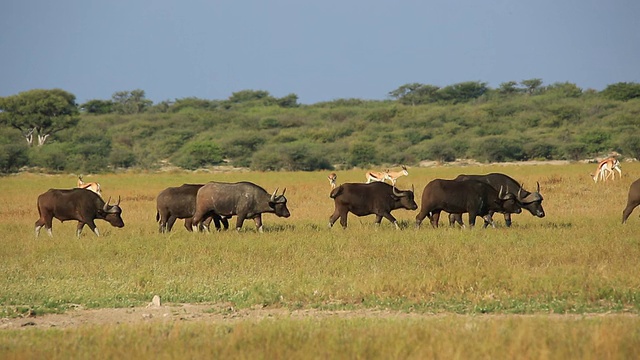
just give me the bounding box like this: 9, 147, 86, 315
392, 185, 418, 211
103, 196, 125, 228
517, 182, 545, 218
269, 188, 291, 218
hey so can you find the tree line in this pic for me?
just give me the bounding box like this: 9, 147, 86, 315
1, 80, 639, 174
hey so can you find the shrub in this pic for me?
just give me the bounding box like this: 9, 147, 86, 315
28, 143, 69, 171
250, 142, 332, 171
348, 142, 378, 167
171, 141, 224, 170
471, 136, 525, 162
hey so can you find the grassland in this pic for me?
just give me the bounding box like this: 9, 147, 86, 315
1, 163, 639, 358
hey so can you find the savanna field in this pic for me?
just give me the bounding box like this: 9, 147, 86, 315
1, 163, 640, 359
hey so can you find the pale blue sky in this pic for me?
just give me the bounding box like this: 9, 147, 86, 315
2, 0, 639, 104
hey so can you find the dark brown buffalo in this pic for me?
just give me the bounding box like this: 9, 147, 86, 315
192, 181, 290, 232
622, 178, 640, 224
448, 173, 545, 227
416, 179, 520, 228
156, 184, 228, 233
329, 182, 418, 229
35, 188, 124, 237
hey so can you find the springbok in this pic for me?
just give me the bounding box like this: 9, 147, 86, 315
365, 169, 389, 184
592, 158, 622, 183
385, 165, 409, 185
77, 175, 102, 196
328, 172, 338, 189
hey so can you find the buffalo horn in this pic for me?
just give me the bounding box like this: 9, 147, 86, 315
270, 188, 279, 202
392, 185, 404, 197
116, 196, 121, 206
103, 197, 112, 212
536, 181, 540, 193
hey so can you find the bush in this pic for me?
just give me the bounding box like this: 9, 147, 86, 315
28, 143, 68, 171
0, 143, 28, 173
349, 142, 378, 167
471, 136, 525, 162
250, 142, 332, 171
171, 141, 224, 170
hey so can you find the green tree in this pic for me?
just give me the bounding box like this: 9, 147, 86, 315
172, 141, 224, 170
498, 81, 520, 95
0, 127, 28, 173
277, 93, 299, 108
349, 142, 377, 167
389, 83, 440, 105
601, 82, 640, 101
436, 81, 488, 104
112, 89, 152, 114
520, 78, 544, 95
228, 90, 275, 105
80, 99, 113, 114
0, 89, 80, 146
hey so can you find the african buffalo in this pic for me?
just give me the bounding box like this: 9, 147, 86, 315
448, 173, 545, 227
35, 188, 124, 237
192, 181, 290, 232
622, 178, 640, 224
156, 184, 228, 233
416, 179, 521, 228
329, 182, 418, 229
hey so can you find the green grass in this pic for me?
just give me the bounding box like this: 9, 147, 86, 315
1, 163, 640, 358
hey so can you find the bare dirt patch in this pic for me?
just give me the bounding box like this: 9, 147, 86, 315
2, 303, 636, 330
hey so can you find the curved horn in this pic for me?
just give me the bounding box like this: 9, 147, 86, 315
392, 185, 404, 197
536, 181, 540, 193
517, 186, 523, 200
116, 196, 121, 206
270, 188, 279, 202
103, 197, 112, 212
411, 184, 415, 193
499, 186, 511, 200
281, 188, 286, 197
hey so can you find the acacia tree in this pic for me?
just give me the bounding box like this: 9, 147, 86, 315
0, 89, 79, 146
112, 89, 152, 114
388, 83, 440, 105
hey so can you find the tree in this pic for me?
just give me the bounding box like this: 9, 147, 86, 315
520, 78, 543, 95
601, 82, 640, 101
389, 83, 440, 106
112, 89, 152, 114
436, 81, 488, 104
498, 81, 520, 95
80, 99, 113, 114
0, 89, 79, 146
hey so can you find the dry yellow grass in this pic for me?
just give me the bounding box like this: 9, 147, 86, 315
1, 163, 639, 358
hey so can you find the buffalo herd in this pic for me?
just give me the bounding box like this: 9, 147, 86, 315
34, 171, 640, 237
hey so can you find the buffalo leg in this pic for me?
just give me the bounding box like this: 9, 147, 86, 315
253, 215, 264, 233
448, 213, 464, 228
503, 213, 512, 227
482, 214, 495, 228
184, 218, 194, 232
329, 209, 342, 228
380, 212, 400, 229
35, 217, 52, 238
468, 212, 477, 227
219, 216, 229, 230
166, 216, 177, 232
415, 210, 430, 228
235, 215, 247, 231
429, 211, 441, 228
622, 200, 640, 224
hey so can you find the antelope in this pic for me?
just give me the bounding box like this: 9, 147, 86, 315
328, 172, 338, 189
77, 175, 102, 196
592, 158, 621, 183
385, 165, 409, 185
365, 169, 389, 184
